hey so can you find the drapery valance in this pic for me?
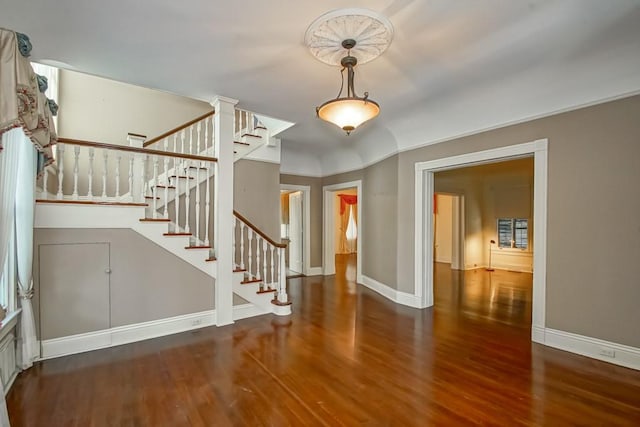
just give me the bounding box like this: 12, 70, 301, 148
0, 28, 55, 169
338, 194, 357, 215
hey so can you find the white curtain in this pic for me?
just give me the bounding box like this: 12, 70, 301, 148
345, 204, 357, 253
0, 129, 22, 427
15, 136, 38, 369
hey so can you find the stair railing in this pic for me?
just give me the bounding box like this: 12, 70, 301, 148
233, 210, 288, 305
38, 138, 218, 248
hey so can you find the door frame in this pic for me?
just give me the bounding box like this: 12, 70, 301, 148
415, 139, 548, 343
323, 180, 363, 283
280, 184, 311, 276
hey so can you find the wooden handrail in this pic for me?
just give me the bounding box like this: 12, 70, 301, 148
57, 138, 218, 162
233, 210, 287, 248
143, 110, 215, 147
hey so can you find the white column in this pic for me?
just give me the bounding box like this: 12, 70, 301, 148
212, 95, 238, 326
127, 134, 146, 203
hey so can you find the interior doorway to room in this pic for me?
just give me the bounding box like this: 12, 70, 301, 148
432, 157, 535, 327
280, 185, 311, 277
433, 193, 464, 270
323, 180, 362, 283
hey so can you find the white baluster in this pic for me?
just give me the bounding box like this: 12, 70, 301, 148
173, 133, 178, 155
72, 145, 80, 200
232, 217, 237, 268
196, 121, 202, 155
256, 237, 262, 281
128, 155, 134, 202
56, 143, 64, 199
248, 112, 254, 134
181, 130, 185, 156
140, 154, 147, 202
115, 152, 121, 199
247, 229, 253, 277
184, 159, 190, 233
211, 115, 216, 158
189, 125, 194, 155
270, 246, 276, 287
204, 163, 210, 246
262, 239, 268, 286
203, 117, 209, 154
195, 162, 201, 242
152, 156, 159, 219
102, 150, 108, 198
239, 222, 245, 270
163, 140, 169, 219
87, 147, 95, 200
174, 155, 180, 232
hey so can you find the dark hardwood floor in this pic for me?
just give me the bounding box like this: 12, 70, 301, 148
7, 256, 640, 425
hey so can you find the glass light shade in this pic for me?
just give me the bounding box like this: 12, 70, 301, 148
317, 97, 380, 134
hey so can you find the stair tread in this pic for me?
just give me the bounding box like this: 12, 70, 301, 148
170, 175, 194, 180
205, 257, 217, 262
163, 232, 192, 236
241, 278, 262, 284
234, 141, 250, 146
185, 245, 212, 250
154, 185, 176, 189
144, 196, 160, 200
257, 288, 276, 294
256, 125, 267, 130
241, 133, 262, 139
233, 268, 246, 273
188, 166, 208, 170
139, 218, 171, 222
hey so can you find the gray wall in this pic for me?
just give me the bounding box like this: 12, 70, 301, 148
396, 95, 640, 348
235, 159, 281, 240
281, 95, 640, 348
33, 228, 215, 338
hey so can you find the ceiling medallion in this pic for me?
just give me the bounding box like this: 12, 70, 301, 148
304, 8, 394, 66
305, 9, 393, 135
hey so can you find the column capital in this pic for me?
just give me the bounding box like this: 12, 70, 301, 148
210, 96, 239, 109
127, 133, 147, 148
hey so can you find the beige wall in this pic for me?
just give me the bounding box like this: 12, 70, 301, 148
280, 174, 323, 268
33, 228, 216, 338
234, 159, 281, 240
58, 69, 211, 145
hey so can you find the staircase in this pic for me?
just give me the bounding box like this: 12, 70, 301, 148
36, 99, 291, 330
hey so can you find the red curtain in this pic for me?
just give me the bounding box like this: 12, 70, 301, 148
338, 194, 358, 215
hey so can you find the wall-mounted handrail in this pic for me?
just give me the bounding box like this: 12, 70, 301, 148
143, 110, 215, 147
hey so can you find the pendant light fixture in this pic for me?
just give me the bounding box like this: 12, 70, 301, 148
305, 9, 393, 135
316, 39, 380, 135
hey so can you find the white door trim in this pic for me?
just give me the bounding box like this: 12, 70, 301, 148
414, 139, 548, 343
322, 180, 363, 283
280, 184, 311, 276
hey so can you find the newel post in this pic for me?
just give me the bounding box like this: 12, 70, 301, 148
211, 96, 237, 326
127, 133, 146, 203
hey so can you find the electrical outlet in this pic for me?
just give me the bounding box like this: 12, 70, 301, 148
191, 319, 203, 326
599, 347, 615, 358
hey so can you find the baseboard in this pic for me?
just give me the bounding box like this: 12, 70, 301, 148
40, 304, 265, 360
233, 303, 269, 321
306, 267, 323, 276
540, 328, 640, 371
361, 275, 422, 308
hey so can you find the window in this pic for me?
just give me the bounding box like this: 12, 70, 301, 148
497, 218, 528, 249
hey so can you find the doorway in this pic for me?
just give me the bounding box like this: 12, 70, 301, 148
280, 184, 311, 276
433, 193, 464, 270
415, 139, 548, 343
323, 180, 362, 283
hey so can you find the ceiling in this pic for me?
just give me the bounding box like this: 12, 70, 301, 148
2, 0, 640, 176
